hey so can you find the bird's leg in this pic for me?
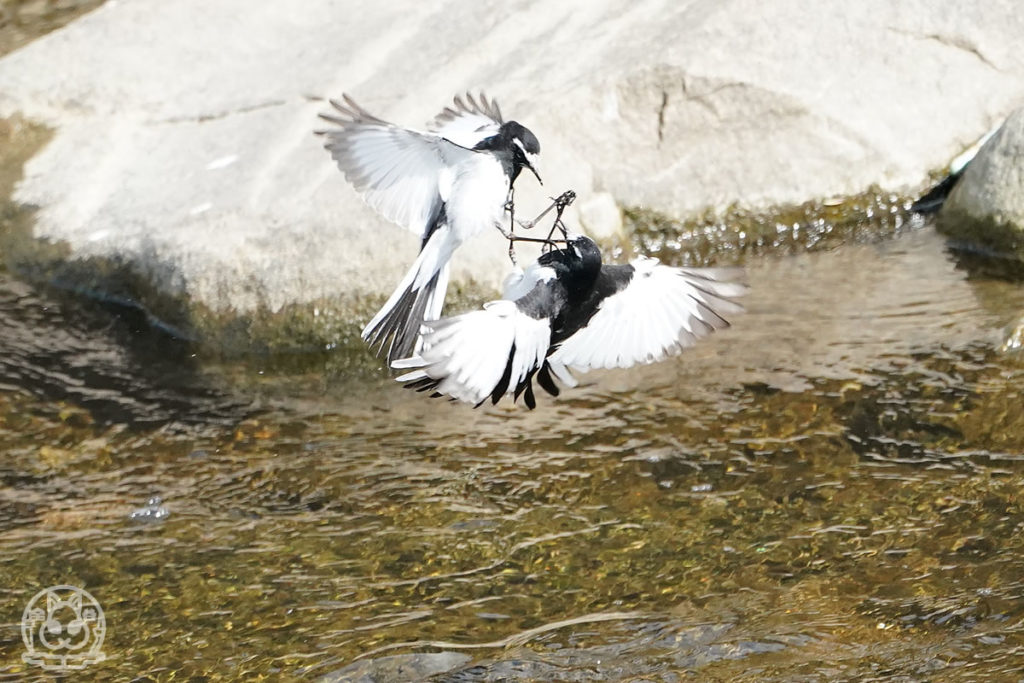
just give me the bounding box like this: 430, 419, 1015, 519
544, 219, 565, 248
503, 186, 516, 218
517, 190, 577, 231
503, 189, 576, 260
507, 234, 567, 248
543, 190, 575, 243
494, 221, 519, 265
502, 187, 519, 264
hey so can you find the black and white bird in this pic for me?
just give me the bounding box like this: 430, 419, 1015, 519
393, 234, 747, 408
911, 122, 999, 214
317, 93, 542, 363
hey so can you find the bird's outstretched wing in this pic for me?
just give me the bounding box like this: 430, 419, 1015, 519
393, 300, 552, 407
549, 259, 747, 371
392, 252, 746, 409
429, 92, 504, 150
318, 95, 471, 237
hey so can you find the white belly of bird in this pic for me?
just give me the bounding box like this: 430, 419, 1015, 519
445, 154, 510, 244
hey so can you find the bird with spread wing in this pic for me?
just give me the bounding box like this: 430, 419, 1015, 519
393, 233, 748, 408
318, 93, 542, 364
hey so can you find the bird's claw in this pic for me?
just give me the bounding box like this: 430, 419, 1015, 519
503, 188, 576, 262
553, 190, 576, 210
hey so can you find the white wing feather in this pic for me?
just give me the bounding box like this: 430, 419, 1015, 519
319, 96, 474, 237
393, 301, 551, 406
550, 258, 746, 371
429, 92, 503, 150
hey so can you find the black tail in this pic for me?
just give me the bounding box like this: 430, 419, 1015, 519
911, 170, 963, 214
363, 270, 444, 365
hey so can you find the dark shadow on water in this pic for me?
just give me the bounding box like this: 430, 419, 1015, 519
946, 243, 1024, 283
0, 270, 250, 430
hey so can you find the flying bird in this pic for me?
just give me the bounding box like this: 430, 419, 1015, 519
317, 93, 542, 364
393, 234, 747, 408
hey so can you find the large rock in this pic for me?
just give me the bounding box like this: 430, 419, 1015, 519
1, 0, 1023, 350
940, 107, 1024, 260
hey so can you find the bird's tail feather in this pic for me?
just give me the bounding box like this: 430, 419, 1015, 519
362, 230, 454, 364
422, 263, 450, 334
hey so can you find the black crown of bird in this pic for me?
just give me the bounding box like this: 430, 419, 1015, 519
318, 91, 748, 408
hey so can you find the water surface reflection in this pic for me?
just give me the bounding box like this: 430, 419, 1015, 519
2, 227, 1024, 681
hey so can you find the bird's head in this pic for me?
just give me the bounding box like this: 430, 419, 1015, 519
562, 232, 602, 270
544, 232, 600, 297
500, 121, 542, 185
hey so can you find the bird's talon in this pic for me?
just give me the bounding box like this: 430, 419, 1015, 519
554, 190, 576, 210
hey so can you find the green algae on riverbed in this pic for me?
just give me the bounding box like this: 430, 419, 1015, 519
623, 188, 914, 266
3, 224, 1024, 679
4, 4, 1024, 680
2, 345, 1024, 680
938, 209, 1024, 264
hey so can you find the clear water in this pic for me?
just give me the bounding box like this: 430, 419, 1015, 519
2, 221, 1024, 681
5, 8, 1024, 679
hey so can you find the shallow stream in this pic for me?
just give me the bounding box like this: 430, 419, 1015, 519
2, 217, 1024, 680
4, 6, 1024, 679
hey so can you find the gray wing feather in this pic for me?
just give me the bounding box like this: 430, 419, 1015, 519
429, 92, 504, 150
432, 92, 504, 126
318, 94, 469, 237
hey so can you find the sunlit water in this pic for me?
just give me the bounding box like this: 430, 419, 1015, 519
1, 223, 1023, 681
5, 5, 1024, 682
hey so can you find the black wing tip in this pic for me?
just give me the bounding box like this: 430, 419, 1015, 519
523, 381, 536, 410
536, 364, 561, 397
911, 170, 963, 214
490, 343, 517, 404
510, 370, 540, 411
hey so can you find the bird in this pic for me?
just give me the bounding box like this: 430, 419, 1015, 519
911, 122, 999, 214
392, 233, 747, 408
317, 92, 542, 364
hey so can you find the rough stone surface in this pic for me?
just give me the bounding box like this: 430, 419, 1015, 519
940, 107, 1024, 260
1, 0, 1024, 349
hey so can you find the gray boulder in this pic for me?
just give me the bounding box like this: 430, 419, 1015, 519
2, 0, 1024, 351
940, 107, 1024, 261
